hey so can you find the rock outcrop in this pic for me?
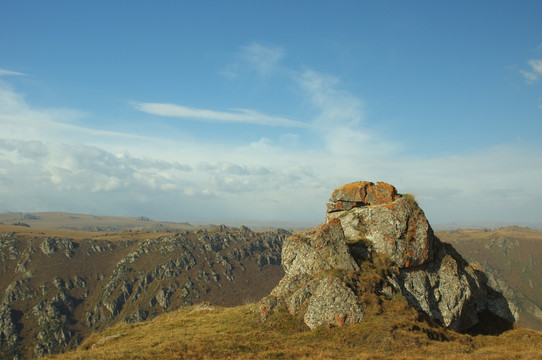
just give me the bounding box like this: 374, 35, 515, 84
261, 181, 515, 332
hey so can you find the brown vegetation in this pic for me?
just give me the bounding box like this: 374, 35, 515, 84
46, 299, 542, 360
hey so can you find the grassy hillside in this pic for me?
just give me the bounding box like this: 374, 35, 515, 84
46, 298, 542, 360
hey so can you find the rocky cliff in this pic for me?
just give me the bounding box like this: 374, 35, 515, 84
260, 181, 515, 332
0, 226, 287, 359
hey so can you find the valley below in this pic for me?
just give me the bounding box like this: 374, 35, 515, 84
1, 211, 542, 359
0, 213, 287, 359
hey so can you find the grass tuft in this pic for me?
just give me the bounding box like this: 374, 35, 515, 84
401, 193, 418, 206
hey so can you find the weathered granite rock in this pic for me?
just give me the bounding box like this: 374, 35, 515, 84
270, 219, 358, 299
388, 241, 505, 330
280, 219, 358, 279
303, 275, 364, 329
261, 220, 364, 329
261, 180, 514, 332
327, 183, 433, 269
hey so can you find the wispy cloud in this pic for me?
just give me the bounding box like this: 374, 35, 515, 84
0, 82, 149, 145
240, 42, 284, 76
220, 42, 284, 78
297, 70, 398, 156
134, 102, 308, 128
0, 68, 27, 77
520, 59, 542, 83
299, 70, 364, 127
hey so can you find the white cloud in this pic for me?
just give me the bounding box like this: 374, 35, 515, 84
530, 59, 542, 74
240, 42, 284, 76
134, 102, 308, 128
220, 42, 284, 78
299, 70, 363, 127
520, 70, 538, 83
0, 81, 152, 149
0, 137, 328, 221
297, 70, 398, 157
521, 59, 542, 83
0, 68, 26, 76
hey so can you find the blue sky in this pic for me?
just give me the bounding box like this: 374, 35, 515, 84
1, 1, 541, 227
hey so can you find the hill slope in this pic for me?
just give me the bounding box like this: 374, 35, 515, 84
45, 300, 542, 360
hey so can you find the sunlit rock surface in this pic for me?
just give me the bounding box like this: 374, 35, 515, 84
261, 181, 515, 332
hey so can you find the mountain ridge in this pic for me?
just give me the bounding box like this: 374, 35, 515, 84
0, 212, 318, 232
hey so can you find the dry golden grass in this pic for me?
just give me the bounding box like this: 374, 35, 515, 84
45, 296, 542, 360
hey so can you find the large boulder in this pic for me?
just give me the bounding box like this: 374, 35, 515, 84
260, 181, 515, 332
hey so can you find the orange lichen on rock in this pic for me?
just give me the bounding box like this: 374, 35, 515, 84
325, 217, 342, 229
335, 314, 347, 327
366, 182, 399, 205
329, 181, 374, 203
327, 181, 399, 213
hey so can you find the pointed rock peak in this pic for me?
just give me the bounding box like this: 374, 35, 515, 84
327, 181, 399, 213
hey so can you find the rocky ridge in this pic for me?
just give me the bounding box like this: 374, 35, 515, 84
0, 226, 287, 359
260, 181, 515, 332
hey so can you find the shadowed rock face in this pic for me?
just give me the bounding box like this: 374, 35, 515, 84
261, 181, 515, 332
